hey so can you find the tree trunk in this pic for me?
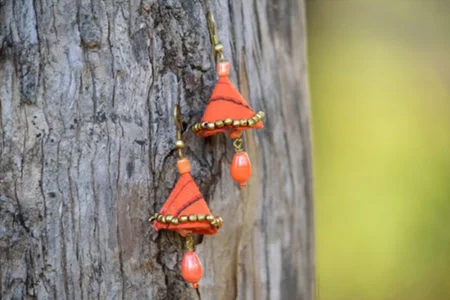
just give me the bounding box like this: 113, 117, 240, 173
0, 0, 313, 299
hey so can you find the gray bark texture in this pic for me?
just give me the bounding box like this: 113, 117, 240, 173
0, 0, 313, 299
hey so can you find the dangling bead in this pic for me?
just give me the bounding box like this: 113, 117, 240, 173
230, 151, 252, 188
181, 252, 203, 288
177, 158, 191, 174
217, 61, 230, 77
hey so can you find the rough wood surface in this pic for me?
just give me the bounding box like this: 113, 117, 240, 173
0, 0, 313, 299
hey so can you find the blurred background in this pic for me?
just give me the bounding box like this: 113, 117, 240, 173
306, 1, 450, 299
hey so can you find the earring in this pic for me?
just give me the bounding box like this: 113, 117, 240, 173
148, 105, 223, 289
192, 12, 265, 188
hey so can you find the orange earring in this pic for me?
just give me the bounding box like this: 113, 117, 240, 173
192, 12, 265, 188
148, 105, 223, 288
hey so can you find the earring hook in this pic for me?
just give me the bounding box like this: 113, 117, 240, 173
206, 11, 225, 62
174, 104, 184, 158
174, 104, 183, 136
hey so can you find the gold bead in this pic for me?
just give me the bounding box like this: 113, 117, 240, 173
205, 215, 214, 222
188, 214, 197, 222
161, 216, 166, 223
216, 216, 223, 227
179, 216, 188, 223
202, 122, 209, 129
258, 111, 265, 118
252, 115, 260, 123
214, 44, 224, 52
233, 120, 240, 127
171, 218, 179, 225
157, 215, 163, 222
215, 120, 225, 128
192, 124, 199, 132
224, 118, 233, 126
175, 140, 184, 149
165, 215, 173, 222
197, 214, 205, 221
248, 119, 255, 127
240, 119, 248, 127
148, 213, 157, 223
207, 123, 215, 130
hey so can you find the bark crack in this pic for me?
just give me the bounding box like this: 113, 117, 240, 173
90, 142, 102, 300
56, 138, 70, 299
115, 124, 126, 300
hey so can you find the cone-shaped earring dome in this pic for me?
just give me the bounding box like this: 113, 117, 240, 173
193, 62, 264, 139
153, 159, 222, 236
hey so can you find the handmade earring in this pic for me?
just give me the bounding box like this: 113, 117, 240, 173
192, 12, 265, 188
148, 105, 223, 288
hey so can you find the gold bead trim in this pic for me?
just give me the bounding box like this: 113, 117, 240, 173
192, 111, 265, 133
148, 213, 224, 229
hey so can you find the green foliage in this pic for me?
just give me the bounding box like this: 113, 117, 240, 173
307, 2, 450, 299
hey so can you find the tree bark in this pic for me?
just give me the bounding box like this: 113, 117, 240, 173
0, 0, 313, 299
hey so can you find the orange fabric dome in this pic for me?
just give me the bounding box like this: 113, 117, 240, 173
153, 173, 219, 236
195, 76, 264, 138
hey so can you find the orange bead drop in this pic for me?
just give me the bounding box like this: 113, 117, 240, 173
177, 158, 191, 174
217, 61, 230, 77
230, 151, 252, 188
181, 252, 203, 286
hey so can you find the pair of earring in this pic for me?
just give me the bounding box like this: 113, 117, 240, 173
148, 12, 265, 289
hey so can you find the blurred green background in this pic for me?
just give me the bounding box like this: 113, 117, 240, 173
306, 1, 450, 299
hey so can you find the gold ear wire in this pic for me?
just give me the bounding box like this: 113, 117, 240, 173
173, 104, 184, 158
206, 11, 225, 62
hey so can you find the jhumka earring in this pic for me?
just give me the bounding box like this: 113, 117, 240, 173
192, 12, 265, 188
148, 105, 223, 288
